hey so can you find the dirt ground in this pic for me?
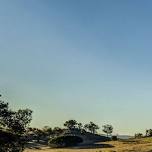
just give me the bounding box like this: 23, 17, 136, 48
24, 137, 152, 152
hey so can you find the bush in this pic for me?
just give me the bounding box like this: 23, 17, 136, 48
135, 133, 143, 138
146, 129, 152, 137
111, 135, 118, 141
0, 97, 32, 151
48, 135, 83, 148
0, 130, 25, 152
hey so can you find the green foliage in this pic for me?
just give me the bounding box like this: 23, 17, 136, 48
135, 133, 143, 138
102, 124, 113, 137
146, 129, 152, 137
84, 122, 99, 134
0, 95, 32, 152
77, 123, 83, 130
111, 135, 118, 141
8, 109, 32, 134
52, 127, 64, 136
0, 99, 32, 135
48, 135, 83, 147
34, 128, 45, 142
43, 126, 53, 136
0, 130, 25, 152
0, 100, 12, 127
26, 126, 64, 142
64, 120, 77, 130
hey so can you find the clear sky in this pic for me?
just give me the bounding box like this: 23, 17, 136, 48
1, 0, 152, 135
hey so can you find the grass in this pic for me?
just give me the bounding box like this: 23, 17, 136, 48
24, 137, 152, 152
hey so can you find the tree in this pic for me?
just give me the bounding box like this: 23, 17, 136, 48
0, 98, 32, 135
64, 120, 77, 130
26, 127, 44, 142
146, 129, 148, 136
84, 122, 99, 134
146, 129, 152, 137
0, 95, 33, 151
0, 100, 11, 128
8, 109, 32, 134
77, 123, 83, 131
34, 128, 44, 142
135, 133, 143, 138
84, 124, 90, 132
43, 126, 53, 136
52, 127, 64, 136
102, 124, 113, 137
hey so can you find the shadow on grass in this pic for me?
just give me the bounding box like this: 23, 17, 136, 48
65, 143, 114, 149
26, 141, 48, 149
26, 140, 114, 150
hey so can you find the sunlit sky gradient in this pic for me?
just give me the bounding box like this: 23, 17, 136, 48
1, 0, 152, 135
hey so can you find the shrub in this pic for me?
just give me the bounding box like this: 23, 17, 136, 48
0, 130, 25, 152
111, 135, 118, 141
135, 133, 143, 138
48, 135, 83, 148
0, 97, 32, 152
146, 129, 152, 137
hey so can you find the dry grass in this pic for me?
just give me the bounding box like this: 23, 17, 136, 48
24, 137, 152, 152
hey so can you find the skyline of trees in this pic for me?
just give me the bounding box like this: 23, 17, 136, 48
0, 94, 114, 137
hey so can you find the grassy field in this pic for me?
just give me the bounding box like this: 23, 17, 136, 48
24, 137, 152, 152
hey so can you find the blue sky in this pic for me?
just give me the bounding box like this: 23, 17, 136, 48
1, 0, 152, 135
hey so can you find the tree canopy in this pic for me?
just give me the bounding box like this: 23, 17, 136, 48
84, 122, 99, 134
64, 120, 77, 130
0, 95, 33, 152
102, 124, 113, 137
